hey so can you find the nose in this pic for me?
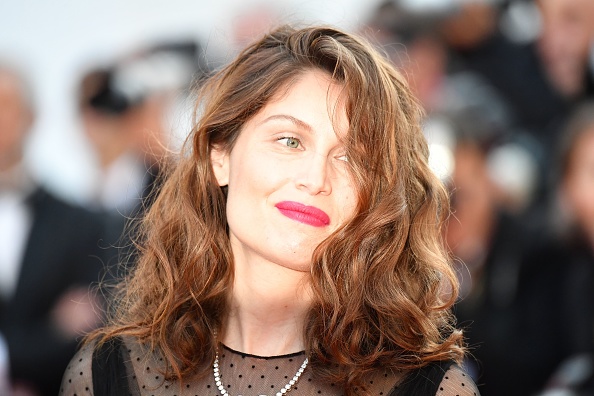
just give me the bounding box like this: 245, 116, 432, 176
295, 152, 332, 195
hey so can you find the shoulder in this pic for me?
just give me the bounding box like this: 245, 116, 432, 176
60, 340, 95, 395
433, 364, 479, 396
60, 335, 164, 396
392, 361, 480, 396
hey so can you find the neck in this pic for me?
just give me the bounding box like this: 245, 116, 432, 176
223, 254, 312, 356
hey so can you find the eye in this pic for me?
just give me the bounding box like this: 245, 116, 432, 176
278, 136, 301, 149
336, 154, 348, 162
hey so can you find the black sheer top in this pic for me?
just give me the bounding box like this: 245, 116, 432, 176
60, 337, 479, 396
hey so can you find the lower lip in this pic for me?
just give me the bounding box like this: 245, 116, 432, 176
275, 202, 330, 227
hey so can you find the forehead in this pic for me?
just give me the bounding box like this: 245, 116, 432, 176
253, 70, 349, 132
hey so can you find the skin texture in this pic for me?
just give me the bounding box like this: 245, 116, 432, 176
211, 70, 357, 356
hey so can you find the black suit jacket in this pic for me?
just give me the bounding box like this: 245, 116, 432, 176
0, 187, 107, 395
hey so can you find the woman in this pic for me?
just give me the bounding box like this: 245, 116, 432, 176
61, 26, 479, 396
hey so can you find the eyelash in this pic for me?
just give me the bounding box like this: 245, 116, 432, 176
276, 136, 348, 162
277, 136, 301, 149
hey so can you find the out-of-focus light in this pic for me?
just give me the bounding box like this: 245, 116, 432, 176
399, 0, 454, 13
424, 116, 456, 181
487, 143, 538, 209
429, 143, 455, 180
499, 0, 541, 44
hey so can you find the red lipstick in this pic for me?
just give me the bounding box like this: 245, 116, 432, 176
275, 201, 330, 227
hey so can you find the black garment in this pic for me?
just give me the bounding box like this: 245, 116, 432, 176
102, 164, 163, 280
392, 359, 471, 396
519, 233, 594, 394
0, 187, 107, 395
459, 214, 594, 396
61, 336, 480, 395
453, 211, 543, 395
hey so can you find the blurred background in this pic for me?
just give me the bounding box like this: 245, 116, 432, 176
1, 0, 593, 395
0, 0, 381, 203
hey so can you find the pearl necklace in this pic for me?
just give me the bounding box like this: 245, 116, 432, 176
213, 348, 309, 396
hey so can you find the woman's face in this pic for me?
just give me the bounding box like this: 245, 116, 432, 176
211, 70, 358, 272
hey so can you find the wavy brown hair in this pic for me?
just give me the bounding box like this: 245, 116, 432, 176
93, 25, 464, 394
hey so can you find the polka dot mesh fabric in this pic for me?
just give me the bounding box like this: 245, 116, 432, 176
60, 337, 479, 395
435, 366, 479, 396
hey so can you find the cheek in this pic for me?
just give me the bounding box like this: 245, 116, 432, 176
336, 181, 359, 221
224, 155, 278, 226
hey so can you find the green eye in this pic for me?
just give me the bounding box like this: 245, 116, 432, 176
280, 137, 300, 148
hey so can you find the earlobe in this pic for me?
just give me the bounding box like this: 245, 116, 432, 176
210, 146, 230, 186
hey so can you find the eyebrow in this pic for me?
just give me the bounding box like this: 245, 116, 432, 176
257, 114, 313, 132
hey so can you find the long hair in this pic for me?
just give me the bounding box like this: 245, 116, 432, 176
93, 25, 464, 393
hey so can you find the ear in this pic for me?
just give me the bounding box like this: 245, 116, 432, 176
210, 145, 230, 186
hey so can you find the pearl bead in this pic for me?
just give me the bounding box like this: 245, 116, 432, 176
212, 349, 308, 396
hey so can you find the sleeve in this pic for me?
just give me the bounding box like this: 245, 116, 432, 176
59, 342, 95, 396
434, 364, 480, 396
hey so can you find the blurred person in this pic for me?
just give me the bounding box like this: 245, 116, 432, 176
364, 1, 541, 212
441, 108, 543, 395
438, 0, 583, 213
529, 101, 594, 395
451, 101, 594, 395
78, 41, 204, 269
362, 0, 546, 197
61, 25, 479, 396
439, 0, 498, 52
536, 0, 594, 100
557, 102, 594, 248
0, 64, 106, 395
441, 0, 568, 137
362, 0, 450, 112
368, 0, 562, 137
79, 69, 166, 217
79, 41, 203, 215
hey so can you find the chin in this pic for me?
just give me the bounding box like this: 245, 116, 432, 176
274, 256, 312, 273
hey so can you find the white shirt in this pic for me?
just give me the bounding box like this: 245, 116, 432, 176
92, 152, 148, 216
0, 166, 33, 300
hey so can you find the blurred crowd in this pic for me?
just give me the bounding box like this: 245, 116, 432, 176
0, 37, 206, 395
361, 0, 594, 395
0, 0, 593, 395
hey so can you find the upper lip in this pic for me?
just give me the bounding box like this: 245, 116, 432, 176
274, 201, 331, 226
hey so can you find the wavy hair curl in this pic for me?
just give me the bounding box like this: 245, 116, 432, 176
93, 25, 464, 394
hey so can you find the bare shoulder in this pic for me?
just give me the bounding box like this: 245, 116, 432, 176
435, 364, 480, 396
59, 340, 96, 395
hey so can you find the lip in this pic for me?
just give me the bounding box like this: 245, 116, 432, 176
275, 201, 330, 227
